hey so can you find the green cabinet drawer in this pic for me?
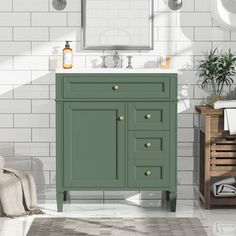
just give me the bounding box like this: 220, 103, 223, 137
128, 131, 169, 159
128, 102, 169, 130
128, 159, 169, 188
63, 75, 170, 99
63, 102, 125, 188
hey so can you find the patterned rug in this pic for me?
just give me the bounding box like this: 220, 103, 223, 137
27, 217, 207, 236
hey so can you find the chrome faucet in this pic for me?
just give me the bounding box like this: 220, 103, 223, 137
101, 55, 107, 68
126, 56, 133, 69
113, 51, 120, 68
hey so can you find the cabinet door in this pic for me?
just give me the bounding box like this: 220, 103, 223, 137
64, 102, 125, 188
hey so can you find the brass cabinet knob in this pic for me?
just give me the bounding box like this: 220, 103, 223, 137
113, 85, 119, 90
119, 116, 124, 121
145, 113, 151, 119
145, 143, 151, 148
145, 171, 151, 176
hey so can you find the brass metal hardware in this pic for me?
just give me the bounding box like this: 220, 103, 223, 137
145, 113, 151, 119
145, 171, 151, 176
113, 85, 119, 90
145, 143, 151, 148
119, 116, 124, 121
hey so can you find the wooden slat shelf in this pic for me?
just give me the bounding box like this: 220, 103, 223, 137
212, 152, 236, 158
211, 145, 236, 151
211, 132, 236, 138
211, 171, 236, 177
211, 159, 236, 165
211, 166, 236, 171
211, 194, 236, 205
196, 105, 236, 209
212, 139, 236, 144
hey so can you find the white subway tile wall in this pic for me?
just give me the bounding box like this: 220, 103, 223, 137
0, 0, 232, 201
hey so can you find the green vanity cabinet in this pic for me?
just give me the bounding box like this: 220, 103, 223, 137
56, 72, 177, 212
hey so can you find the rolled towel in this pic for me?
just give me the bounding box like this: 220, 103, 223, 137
211, 177, 236, 197
214, 100, 236, 109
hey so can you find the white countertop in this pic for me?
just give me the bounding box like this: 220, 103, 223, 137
56, 68, 178, 74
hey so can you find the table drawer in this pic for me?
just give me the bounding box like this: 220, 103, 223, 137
128, 131, 169, 159
128, 102, 169, 130
128, 159, 169, 188
63, 76, 170, 99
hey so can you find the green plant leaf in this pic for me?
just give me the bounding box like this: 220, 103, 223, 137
198, 48, 236, 98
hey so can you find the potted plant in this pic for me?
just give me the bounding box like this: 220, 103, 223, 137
198, 48, 236, 105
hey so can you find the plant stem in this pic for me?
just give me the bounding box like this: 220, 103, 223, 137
212, 80, 217, 98
219, 80, 225, 98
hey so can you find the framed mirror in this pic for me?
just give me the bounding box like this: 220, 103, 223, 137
82, 0, 154, 50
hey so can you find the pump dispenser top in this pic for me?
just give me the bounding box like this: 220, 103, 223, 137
65, 41, 72, 48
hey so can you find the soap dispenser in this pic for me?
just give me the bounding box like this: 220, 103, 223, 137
63, 41, 73, 69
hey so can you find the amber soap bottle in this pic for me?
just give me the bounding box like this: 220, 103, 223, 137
63, 41, 73, 69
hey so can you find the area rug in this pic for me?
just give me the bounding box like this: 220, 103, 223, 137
27, 217, 207, 236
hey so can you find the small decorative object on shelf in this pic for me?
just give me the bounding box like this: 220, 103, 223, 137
126, 56, 133, 69
195, 105, 236, 209
159, 56, 171, 69
198, 48, 236, 106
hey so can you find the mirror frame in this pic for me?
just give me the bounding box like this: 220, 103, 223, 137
81, 0, 154, 50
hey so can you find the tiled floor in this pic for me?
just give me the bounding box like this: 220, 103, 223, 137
0, 200, 236, 236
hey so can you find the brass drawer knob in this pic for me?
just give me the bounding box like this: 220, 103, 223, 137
145, 171, 151, 176
119, 116, 124, 121
145, 143, 151, 148
145, 113, 151, 119
113, 85, 119, 90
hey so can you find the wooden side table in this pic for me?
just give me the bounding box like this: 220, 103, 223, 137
195, 106, 236, 209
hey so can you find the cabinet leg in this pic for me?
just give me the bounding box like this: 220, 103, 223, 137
63, 191, 67, 202
57, 192, 64, 212
166, 191, 170, 201
169, 192, 177, 212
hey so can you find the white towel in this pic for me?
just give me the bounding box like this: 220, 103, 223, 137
217, 184, 236, 196
0, 168, 44, 217
212, 177, 236, 197
224, 109, 236, 135
213, 101, 236, 134
214, 100, 236, 109
0, 156, 43, 217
